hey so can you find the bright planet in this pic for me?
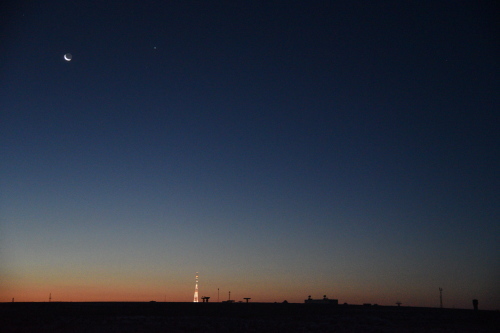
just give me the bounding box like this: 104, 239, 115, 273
63, 53, 72, 61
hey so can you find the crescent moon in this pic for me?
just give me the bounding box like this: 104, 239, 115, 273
64, 53, 72, 61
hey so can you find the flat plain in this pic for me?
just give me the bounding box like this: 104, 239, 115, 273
1, 302, 499, 332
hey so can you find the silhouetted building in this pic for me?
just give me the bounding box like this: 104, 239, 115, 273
473, 299, 478, 311
304, 295, 338, 305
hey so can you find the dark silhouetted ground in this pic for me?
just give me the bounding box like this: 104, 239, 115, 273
1, 302, 498, 332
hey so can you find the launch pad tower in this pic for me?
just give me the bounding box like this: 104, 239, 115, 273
193, 272, 199, 302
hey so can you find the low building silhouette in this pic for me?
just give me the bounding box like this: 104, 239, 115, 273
304, 295, 338, 305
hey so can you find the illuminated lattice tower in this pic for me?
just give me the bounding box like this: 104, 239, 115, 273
193, 272, 199, 302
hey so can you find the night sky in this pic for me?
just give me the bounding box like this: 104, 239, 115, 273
1, 1, 499, 309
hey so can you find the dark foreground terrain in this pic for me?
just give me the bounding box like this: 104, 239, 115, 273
1, 302, 498, 332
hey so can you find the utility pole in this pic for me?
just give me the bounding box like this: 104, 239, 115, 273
439, 288, 443, 308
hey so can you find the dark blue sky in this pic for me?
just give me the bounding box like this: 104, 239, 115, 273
1, 1, 499, 307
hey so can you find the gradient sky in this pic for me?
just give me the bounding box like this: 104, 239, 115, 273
1, 1, 499, 309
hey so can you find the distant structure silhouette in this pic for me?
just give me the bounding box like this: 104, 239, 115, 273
222, 291, 235, 303
49, 293, 51, 303
304, 295, 338, 304
473, 299, 478, 311
439, 288, 443, 308
193, 272, 199, 303
396, 301, 402, 307
244, 298, 251, 303
201, 296, 210, 303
